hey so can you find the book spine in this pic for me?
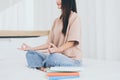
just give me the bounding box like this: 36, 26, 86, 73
47, 72, 80, 76
49, 76, 80, 80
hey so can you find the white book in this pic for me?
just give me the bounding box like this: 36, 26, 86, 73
47, 67, 83, 72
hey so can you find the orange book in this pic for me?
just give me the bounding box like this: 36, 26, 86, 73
47, 72, 80, 77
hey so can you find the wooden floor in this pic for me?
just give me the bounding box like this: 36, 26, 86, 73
0, 30, 49, 38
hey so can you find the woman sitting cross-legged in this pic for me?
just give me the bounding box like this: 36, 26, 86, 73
18, 0, 82, 71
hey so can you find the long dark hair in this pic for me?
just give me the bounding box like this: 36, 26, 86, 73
60, 0, 77, 36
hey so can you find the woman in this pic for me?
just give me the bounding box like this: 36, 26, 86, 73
19, 0, 82, 71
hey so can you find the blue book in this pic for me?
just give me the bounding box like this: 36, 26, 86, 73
49, 76, 80, 80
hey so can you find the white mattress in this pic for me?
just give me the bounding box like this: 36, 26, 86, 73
0, 37, 120, 80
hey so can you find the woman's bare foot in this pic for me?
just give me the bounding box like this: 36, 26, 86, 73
37, 67, 47, 72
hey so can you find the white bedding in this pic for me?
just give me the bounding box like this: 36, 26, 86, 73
0, 37, 120, 80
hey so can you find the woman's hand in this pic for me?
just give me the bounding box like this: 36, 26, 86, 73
48, 43, 61, 53
18, 43, 32, 51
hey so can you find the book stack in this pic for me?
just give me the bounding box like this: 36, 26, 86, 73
46, 67, 82, 80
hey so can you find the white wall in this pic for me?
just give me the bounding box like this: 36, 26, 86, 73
34, 0, 60, 30
0, 0, 60, 30
105, 0, 120, 60
0, 0, 34, 30
79, 0, 120, 61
